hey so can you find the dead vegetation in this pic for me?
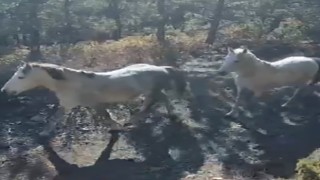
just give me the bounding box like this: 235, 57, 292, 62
1, 35, 320, 180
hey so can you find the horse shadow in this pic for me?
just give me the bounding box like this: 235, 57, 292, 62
185, 73, 320, 178
35, 131, 153, 180
30, 115, 204, 180
0, 84, 204, 180
244, 88, 320, 178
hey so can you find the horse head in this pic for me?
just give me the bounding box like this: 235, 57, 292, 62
218, 47, 259, 75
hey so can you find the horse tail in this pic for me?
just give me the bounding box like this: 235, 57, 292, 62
164, 67, 187, 96
310, 58, 320, 84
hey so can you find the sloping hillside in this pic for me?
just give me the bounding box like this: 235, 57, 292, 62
0, 41, 320, 180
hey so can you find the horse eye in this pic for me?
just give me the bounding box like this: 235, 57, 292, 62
18, 76, 24, 79
234, 60, 239, 63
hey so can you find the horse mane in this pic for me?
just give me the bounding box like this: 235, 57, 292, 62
243, 49, 277, 72
233, 48, 276, 75
28, 62, 96, 80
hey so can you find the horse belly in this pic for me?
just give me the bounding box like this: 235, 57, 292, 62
238, 75, 268, 90
57, 93, 83, 111
274, 71, 313, 86
99, 89, 141, 103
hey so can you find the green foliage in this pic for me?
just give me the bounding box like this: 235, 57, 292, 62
296, 159, 320, 180
0, 1, 256, 44
0, 48, 29, 75
281, 19, 308, 43
0, 0, 318, 62
296, 149, 320, 180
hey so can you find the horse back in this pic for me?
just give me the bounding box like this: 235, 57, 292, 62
310, 57, 320, 84
279, 56, 320, 85
272, 57, 318, 74
97, 65, 170, 92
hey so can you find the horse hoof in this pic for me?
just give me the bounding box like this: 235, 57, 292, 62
38, 135, 50, 145
281, 104, 291, 111
167, 114, 178, 121
38, 130, 54, 144
108, 129, 123, 134
123, 123, 137, 130
224, 113, 238, 119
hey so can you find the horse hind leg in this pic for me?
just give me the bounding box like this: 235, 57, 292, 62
124, 89, 168, 127
124, 95, 157, 127
156, 90, 177, 119
125, 89, 177, 127
281, 88, 302, 108
144, 90, 177, 120
281, 77, 317, 108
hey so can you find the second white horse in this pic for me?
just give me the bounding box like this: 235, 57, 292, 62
218, 47, 320, 117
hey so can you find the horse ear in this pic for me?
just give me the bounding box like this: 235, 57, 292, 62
21, 62, 32, 74
25, 62, 31, 68
227, 47, 234, 54
19, 61, 26, 67
242, 48, 248, 54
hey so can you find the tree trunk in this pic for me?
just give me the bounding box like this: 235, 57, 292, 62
268, 16, 283, 34
156, 0, 166, 43
22, 34, 28, 46
29, 29, 42, 61
205, 0, 225, 44
109, 0, 122, 40
63, 0, 73, 43
13, 34, 20, 47
28, 0, 42, 61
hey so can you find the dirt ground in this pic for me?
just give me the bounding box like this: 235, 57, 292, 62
1, 48, 320, 180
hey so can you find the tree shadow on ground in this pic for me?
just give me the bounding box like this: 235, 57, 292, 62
125, 115, 204, 178
186, 73, 320, 179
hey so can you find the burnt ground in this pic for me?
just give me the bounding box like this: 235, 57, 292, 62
1, 49, 320, 180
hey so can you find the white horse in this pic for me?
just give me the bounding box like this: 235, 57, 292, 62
218, 47, 320, 118
1, 62, 187, 132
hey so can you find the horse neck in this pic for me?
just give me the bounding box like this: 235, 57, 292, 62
236, 57, 262, 76
34, 69, 67, 92
37, 75, 60, 92
256, 58, 277, 73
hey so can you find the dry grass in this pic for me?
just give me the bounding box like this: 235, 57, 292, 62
167, 32, 209, 57
295, 149, 320, 180
64, 36, 163, 69
0, 33, 207, 69
60, 34, 209, 70
0, 47, 29, 73
0, 33, 209, 73
223, 18, 308, 44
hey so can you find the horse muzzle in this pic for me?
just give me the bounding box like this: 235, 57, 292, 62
1, 88, 17, 96
217, 70, 228, 76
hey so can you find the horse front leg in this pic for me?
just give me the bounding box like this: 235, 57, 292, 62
226, 86, 243, 118
39, 105, 65, 138
64, 109, 76, 148
92, 104, 124, 132
156, 91, 177, 120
